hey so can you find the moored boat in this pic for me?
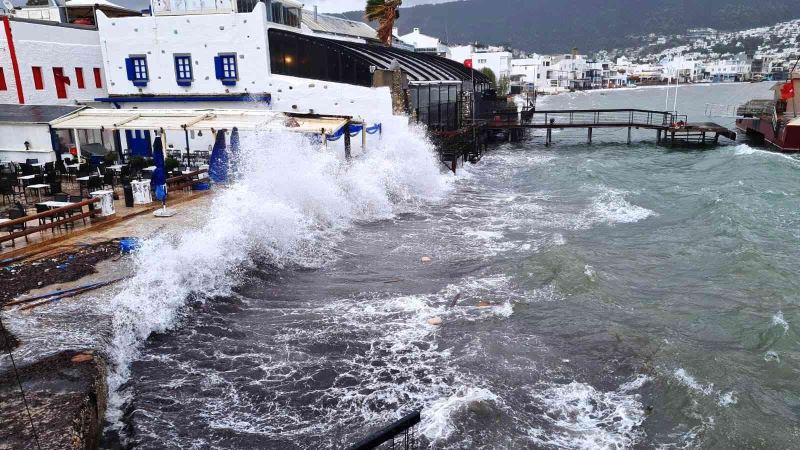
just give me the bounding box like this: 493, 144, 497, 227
736, 71, 800, 152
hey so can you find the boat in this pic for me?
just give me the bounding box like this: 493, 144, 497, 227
735, 71, 800, 152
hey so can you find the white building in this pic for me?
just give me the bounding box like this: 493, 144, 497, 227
661, 56, 704, 83
398, 27, 450, 57
0, 16, 109, 105
450, 44, 512, 79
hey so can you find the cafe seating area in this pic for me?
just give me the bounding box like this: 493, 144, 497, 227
1, 157, 210, 252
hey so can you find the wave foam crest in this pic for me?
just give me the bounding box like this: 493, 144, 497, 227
102, 120, 452, 430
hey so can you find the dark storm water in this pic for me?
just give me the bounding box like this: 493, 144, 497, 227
116, 84, 800, 449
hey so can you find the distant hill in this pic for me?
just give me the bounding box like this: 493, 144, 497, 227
340, 0, 800, 53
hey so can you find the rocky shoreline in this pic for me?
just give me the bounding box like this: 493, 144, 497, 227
1, 242, 120, 450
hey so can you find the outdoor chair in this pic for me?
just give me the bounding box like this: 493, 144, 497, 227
35, 204, 57, 233
2, 208, 28, 247
1, 181, 18, 205
54, 193, 69, 202
20, 164, 34, 176
25, 159, 38, 165
103, 171, 116, 190
87, 176, 103, 194
67, 195, 87, 227
49, 180, 62, 197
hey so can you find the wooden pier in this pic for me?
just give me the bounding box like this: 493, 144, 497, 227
483, 108, 736, 146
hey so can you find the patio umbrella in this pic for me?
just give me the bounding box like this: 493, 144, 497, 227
151, 132, 167, 203
229, 127, 240, 179
208, 129, 228, 183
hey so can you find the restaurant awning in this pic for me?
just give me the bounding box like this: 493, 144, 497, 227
49, 108, 351, 136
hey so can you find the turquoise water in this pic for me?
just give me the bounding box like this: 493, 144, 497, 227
116, 83, 800, 449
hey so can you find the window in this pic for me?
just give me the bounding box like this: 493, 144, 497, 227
214, 53, 238, 86
32, 66, 44, 90
174, 55, 193, 86
0, 68, 6, 91
75, 67, 85, 89
93, 68, 103, 88
125, 56, 149, 87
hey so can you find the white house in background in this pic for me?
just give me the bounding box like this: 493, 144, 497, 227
661, 56, 704, 83
450, 44, 512, 84
0, 16, 109, 105
398, 27, 450, 57
511, 54, 554, 91
703, 54, 751, 82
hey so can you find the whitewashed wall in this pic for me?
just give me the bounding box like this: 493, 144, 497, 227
0, 123, 56, 163
0, 19, 107, 105
97, 4, 271, 97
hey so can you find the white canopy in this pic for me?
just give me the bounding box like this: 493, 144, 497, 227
49, 108, 350, 135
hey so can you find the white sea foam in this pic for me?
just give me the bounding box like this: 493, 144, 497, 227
732, 144, 800, 164
589, 187, 655, 226
102, 118, 453, 431
529, 378, 648, 449
771, 310, 789, 333
673, 368, 737, 408
420, 386, 499, 442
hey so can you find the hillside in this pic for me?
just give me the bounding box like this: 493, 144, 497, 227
341, 0, 800, 53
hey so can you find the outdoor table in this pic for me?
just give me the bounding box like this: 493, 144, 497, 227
27, 183, 50, 202
90, 190, 115, 217
30, 162, 46, 168
131, 180, 152, 205
37, 201, 73, 209
107, 164, 127, 172
17, 174, 36, 182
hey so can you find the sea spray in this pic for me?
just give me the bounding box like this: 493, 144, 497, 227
102, 119, 452, 433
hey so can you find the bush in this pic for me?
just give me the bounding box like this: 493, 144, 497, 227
103, 152, 118, 165
129, 155, 145, 171
165, 157, 180, 172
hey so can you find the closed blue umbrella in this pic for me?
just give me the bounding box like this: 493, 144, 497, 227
229, 127, 240, 178
208, 130, 228, 183
151, 133, 167, 203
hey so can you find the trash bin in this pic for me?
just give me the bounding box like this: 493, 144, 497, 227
123, 183, 134, 207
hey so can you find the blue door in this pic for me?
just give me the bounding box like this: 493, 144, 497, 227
125, 130, 152, 157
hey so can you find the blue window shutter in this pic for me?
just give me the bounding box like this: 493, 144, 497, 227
214, 56, 224, 80
125, 58, 135, 81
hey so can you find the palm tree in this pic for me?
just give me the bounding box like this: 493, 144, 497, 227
365, 0, 403, 46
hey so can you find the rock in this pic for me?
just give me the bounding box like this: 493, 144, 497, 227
427, 317, 442, 326
0, 350, 107, 450
420, 256, 432, 263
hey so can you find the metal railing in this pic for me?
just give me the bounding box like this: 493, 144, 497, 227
484, 108, 681, 129
345, 411, 421, 450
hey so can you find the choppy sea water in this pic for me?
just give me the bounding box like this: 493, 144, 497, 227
107, 83, 800, 449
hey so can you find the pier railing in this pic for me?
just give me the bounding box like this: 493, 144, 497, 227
484, 108, 683, 129
345, 410, 421, 450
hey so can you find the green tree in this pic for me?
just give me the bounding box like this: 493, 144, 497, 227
497, 75, 511, 95
480, 67, 497, 88
365, 0, 403, 46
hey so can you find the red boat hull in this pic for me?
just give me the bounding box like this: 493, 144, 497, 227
736, 117, 800, 152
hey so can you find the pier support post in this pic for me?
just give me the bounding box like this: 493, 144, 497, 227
546, 128, 552, 147
656, 129, 661, 144
588, 127, 593, 145
627, 127, 632, 145
344, 122, 352, 160
701, 132, 706, 145
670, 131, 676, 147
